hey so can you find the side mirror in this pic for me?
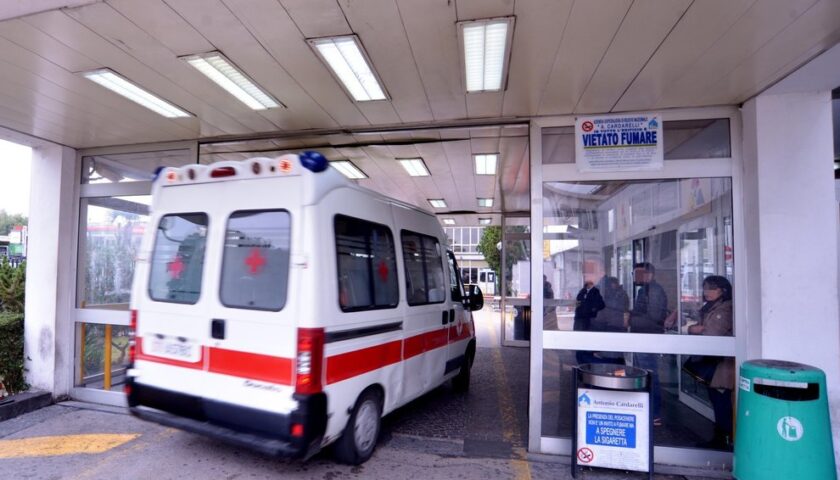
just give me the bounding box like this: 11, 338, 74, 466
466, 284, 484, 312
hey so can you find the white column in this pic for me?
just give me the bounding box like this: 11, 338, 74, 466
742, 91, 840, 461
23, 144, 78, 397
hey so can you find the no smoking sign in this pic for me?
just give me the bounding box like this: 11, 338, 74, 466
577, 447, 594, 464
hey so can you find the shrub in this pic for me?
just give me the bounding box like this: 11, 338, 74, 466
0, 313, 26, 393
0, 256, 25, 313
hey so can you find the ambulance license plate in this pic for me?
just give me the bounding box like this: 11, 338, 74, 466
146, 335, 200, 362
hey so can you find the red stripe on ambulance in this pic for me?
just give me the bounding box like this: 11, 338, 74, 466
208, 347, 293, 385
325, 340, 402, 385
403, 328, 449, 359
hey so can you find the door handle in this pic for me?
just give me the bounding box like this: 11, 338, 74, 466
448, 309, 455, 323
442, 311, 449, 325
211, 319, 226, 339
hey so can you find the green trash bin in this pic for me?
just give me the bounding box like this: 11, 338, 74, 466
734, 359, 836, 479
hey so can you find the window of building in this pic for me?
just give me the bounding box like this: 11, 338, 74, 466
220, 210, 291, 311
335, 215, 399, 311
401, 231, 446, 305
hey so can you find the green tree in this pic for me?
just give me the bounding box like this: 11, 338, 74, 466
0, 210, 27, 236
477, 226, 529, 294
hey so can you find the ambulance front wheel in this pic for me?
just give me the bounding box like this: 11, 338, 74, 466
334, 388, 383, 465
453, 341, 476, 392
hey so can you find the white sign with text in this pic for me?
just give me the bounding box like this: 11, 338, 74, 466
576, 388, 650, 472
575, 114, 664, 172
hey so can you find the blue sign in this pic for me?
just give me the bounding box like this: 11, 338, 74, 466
585, 412, 636, 448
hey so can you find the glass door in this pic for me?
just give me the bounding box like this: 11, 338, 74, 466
539, 177, 737, 457
501, 216, 531, 346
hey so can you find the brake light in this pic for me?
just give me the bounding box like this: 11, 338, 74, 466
295, 328, 324, 395
210, 166, 236, 178
129, 309, 137, 364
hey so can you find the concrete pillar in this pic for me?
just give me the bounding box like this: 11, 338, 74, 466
742, 91, 840, 462
23, 144, 77, 398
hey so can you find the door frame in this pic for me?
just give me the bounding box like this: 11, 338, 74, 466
528, 105, 745, 469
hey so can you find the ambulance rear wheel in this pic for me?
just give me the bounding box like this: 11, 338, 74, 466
334, 389, 382, 465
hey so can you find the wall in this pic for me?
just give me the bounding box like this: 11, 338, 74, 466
23, 144, 78, 397
742, 90, 840, 466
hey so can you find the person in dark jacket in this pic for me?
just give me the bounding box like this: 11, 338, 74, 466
573, 281, 604, 331
628, 262, 668, 424
575, 259, 628, 365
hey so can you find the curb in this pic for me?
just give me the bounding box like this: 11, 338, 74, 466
0, 391, 52, 422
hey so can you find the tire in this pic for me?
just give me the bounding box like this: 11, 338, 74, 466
453, 343, 475, 392
333, 389, 382, 465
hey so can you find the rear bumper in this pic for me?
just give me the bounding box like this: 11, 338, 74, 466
126, 380, 327, 458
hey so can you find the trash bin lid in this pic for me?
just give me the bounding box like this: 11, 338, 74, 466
742, 359, 826, 383
578, 363, 648, 390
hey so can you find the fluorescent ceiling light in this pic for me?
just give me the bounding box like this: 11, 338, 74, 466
330, 160, 367, 179
478, 198, 493, 207
474, 153, 498, 175
479, 218, 492, 225
460, 18, 513, 92
82, 69, 191, 118
309, 36, 387, 102
398, 158, 430, 177
442, 218, 456, 225
182, 51, 281, 110
429, 199, 447, 209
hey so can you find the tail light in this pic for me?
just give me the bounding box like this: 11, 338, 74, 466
295, 328, 324, 395
129, 309, 138, 364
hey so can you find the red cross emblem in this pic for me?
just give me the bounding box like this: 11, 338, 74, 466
245, 247, 267, 274
377, 260, 389, 282
167, 255, 184, 279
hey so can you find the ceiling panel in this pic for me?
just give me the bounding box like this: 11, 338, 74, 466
106, 0, 214, 57
0, 33, 198, 144
455, 0, 514, 20
163, 0, 338, 130
537, 0, 633, 115
221, 0, 375, 128
574, 0, 692, 114
339, 0, 434, 124
502, 0, 573, 117
653, 0, 818, 109
396, 0, 467, 121
281, 0, 352, 39
0, 18, 99, 72
62, 2, 279, 134
23, 9, 256, 137
613, 0, 755, 112
699, 0, 840, 106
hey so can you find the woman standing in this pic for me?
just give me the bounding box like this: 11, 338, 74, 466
688, 275, 734, 448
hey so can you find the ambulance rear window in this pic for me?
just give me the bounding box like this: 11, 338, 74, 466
220, 209, 291, 311
148, 213, 208, 304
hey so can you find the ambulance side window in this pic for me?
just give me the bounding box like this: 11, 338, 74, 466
148, 213, 208, 304
401, 231, 446, 306
220, 209, 291, 311
335, 215, 399, 312
447, 250, 464, 302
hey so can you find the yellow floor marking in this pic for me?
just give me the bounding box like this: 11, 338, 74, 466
0, 434, 139, 459
483, 310, 532, 480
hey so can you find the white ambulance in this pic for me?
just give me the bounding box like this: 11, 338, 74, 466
126, 152, 483, 464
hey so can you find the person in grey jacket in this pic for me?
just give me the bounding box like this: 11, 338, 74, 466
628, 262, 668, 424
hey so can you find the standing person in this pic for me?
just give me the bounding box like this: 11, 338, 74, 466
543, 275, 557, 330
688, 275, 734, 448
576, 259, 627, 365
628, 262, 668, 425
573, 280, 604, 332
